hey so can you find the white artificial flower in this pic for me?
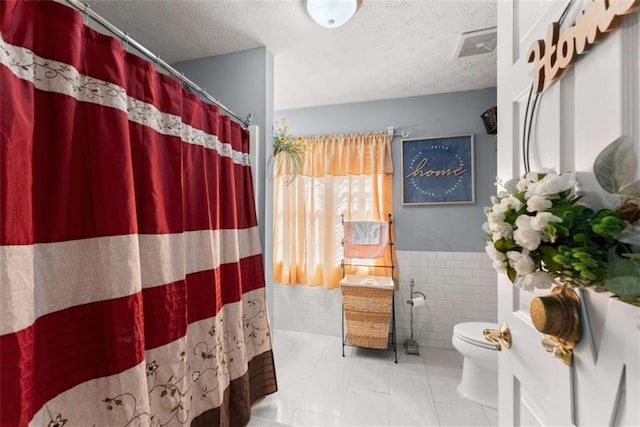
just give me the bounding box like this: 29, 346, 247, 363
503, 178, 520, 195
530, 212, 563, 231
515, 214, 533, 230
526, 195, 553, 212
485, 242, 505, 261
482, 222, 490, 233
490, 195, 500, 205
487, 210, 505, 225
485, 243, 507, 274
526, 172, 576, 198
500, 196, 523, 212
506, 251, 535, 276
516, 178, 531, 192
490, 221, 513, 241
520, 271, 554, 290
488, 211, 510, 237
525, 172, 542, 182
526, 168, 556, 183
487, 211, 504, 237
493, 220, 511, 231
514, 228, 542, 250
493, 259, 508, 273
513, 216, 542, 251
492, 203, 507, 214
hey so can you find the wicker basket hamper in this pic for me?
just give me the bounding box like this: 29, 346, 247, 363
340, 275, 394, 349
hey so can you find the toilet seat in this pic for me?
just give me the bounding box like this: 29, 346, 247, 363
453, 322, 498, 350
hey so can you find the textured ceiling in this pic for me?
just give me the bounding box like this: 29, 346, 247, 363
83, 0, 497, 110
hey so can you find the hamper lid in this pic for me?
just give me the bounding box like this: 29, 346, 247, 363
339, 274, 394, 289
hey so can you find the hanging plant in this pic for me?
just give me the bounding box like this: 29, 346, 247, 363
273, 119, 306, 185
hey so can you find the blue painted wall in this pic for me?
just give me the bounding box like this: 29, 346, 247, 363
276, 88, 497, 252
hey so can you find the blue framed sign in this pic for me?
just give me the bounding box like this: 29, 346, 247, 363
401, 134, 475, 205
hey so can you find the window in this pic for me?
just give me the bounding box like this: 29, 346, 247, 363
273, 131, 395, 289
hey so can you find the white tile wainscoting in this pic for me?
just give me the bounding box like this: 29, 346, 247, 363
273, 251, 498, 350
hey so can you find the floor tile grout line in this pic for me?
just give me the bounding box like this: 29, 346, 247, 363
285, 335, 327, 425
422, 370, 442, 426
292, 335, 355, 422
342, 385, 392, 426
416, 349, 445, 426
481, 407, 493, 427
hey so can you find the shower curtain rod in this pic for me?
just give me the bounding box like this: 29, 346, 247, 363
62, 0, 252, 128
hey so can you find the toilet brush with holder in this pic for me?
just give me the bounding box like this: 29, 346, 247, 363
405, 279, 426, 355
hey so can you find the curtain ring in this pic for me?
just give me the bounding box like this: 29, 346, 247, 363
123, 33, 130, 53
83, 4, 90, 25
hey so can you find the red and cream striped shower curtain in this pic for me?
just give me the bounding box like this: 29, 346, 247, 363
0, 1, 276, 425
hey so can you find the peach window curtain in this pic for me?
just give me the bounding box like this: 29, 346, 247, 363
273, 131, 396, 290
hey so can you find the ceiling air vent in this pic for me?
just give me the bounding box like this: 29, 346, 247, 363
455, 27, 497, 58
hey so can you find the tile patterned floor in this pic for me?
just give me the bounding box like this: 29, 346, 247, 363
249, 329, 498, 427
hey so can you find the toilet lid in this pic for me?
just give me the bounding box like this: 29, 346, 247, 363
453, 322, 499, 350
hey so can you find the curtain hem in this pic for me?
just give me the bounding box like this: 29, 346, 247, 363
191, 350, 278, 427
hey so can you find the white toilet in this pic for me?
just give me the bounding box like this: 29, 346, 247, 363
451, 322, 499, 409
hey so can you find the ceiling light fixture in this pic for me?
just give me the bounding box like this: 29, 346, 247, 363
306, 0, 362, 29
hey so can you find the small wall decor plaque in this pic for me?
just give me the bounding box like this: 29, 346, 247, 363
401, 134, 475, 205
